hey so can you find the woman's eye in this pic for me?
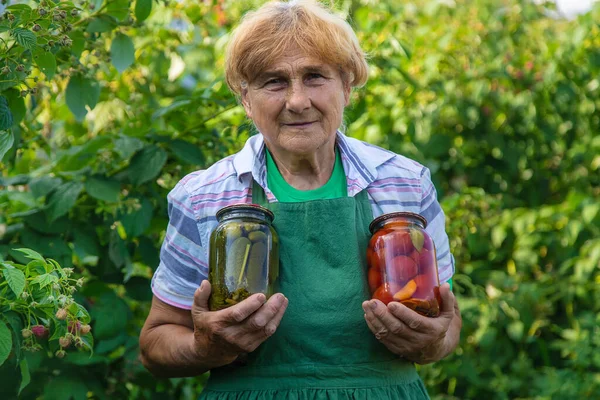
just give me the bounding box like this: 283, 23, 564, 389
265, 79, 283, 86
307, 73, 324, 80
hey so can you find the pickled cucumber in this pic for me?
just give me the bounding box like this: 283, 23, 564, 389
248, 230, 268, 243
226, 237, 252, 285
224, 223, 243, 239
247, 242, 267, 292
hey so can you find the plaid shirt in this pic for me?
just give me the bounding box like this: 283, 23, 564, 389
151, 132, 455, 309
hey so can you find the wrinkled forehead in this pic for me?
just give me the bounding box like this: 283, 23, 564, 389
260, 52, 335, 75
243, 40, 344, 85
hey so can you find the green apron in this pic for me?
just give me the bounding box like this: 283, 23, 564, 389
199, 181, 430, 399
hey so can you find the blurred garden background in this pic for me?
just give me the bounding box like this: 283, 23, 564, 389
1, 0, 599, 398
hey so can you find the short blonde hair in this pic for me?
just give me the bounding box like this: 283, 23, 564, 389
225, 0, 368, 95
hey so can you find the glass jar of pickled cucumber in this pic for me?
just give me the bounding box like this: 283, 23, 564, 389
367, 212, 442, 317
208, 204, 279, 311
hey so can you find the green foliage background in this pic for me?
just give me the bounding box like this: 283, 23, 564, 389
1, 0, 599, 398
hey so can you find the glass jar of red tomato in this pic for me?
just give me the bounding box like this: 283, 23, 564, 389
367, 212, 442, 317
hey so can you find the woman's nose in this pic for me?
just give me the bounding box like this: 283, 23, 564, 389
285, 81, 310, 113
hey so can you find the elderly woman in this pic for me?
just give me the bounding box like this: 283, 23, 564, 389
140, 0, 461, 398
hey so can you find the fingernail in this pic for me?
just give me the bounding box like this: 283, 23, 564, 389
199, 280, 206, 291
370, 301, 377, 310
258, 294, 266, 303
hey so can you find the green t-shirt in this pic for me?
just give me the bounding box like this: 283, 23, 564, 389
265, 148, 347, 202
265, 147, 453, 291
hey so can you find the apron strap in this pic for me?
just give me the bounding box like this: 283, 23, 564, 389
252, 179, 370, 205
252, 179, 269, 206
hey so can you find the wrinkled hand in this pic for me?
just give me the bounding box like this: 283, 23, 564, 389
191, 280, 288, 366
362, 283, 457, 364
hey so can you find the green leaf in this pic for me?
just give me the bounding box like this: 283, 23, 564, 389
91, 291, 129, 340
57, 136, 112, 171
85, 176, 121, 202
64, 352, 106, 366
135, 0, 152, 22
65, 75, 101, 121
491, 225, 508, 248
170, 139, 205, 165
0, 131, 14, 161
114, 136, 144, 159
108, 230, 128, 268
31, 273, 59, 289
120, 197, 153, 237
128, 145, 167, 185
24, 212, 70, 235
12, 28, 36, 50
49, 323, 67, 342
409, 229, 424, 252
44, 374, 88, 400
96, 334, 127, 354
45, 181, 84, 222
34, 50, 57, 79
12, 248, 45, 263
6, 4, 32, 12
47, 259, 67, 280
29, 176, 63, 199
4, 89, 26, 125
86, 16, 116, 33
68, 303, 91, 324
72, 228, 100, 258
0, 96, 13, 130
1, 264, 26, 296
4, 312, 22, 364
110, 33, 135, 73
70, 31, 86, 58
0, 322, 12, 367
124, 277, 152, 301
18, 359, 30, 395
106, 0, 130, 21
152, 99, 191, 120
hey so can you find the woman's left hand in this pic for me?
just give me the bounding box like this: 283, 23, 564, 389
362, 283, 461, 364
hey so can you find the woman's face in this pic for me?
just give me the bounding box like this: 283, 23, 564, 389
241, 51, 350, 157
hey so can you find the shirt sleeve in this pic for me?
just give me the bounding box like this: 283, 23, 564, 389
151, 181, 209, 310
419, 167, 455, 284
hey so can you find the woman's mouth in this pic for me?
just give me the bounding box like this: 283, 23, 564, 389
284, 121, 316, 127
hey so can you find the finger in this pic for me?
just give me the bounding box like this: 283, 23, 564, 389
364, 313, 381, 335
438, 283, 456, 318
192, 280, 211, 313
263, 294, 289, 337
363, 309, 387, 338
236, 327, 279, 353
387, 301, 435, 333
363, 300, 403, 339
222, 293, 267, 323
244, 293, 286, 332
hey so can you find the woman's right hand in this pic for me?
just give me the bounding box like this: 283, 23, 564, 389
191, 280, 288, 367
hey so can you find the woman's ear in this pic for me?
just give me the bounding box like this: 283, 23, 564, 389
241, 87, 252, 118
343, 82, 351, 107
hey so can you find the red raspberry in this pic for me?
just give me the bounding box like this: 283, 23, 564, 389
31, 325, 49, 338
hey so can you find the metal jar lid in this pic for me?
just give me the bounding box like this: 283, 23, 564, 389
369, 212, 427, 234
216, 203, 274, 223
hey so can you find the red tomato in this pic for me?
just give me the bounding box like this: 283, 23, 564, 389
422, 235, 435, 251
372, 282, 402, 305
367, 247, 375, 268
390, 231, 414, 256
409, 249, 420, 264
418, 248, 436, 271
368, 267, 382, 293
413, 273, 434, 299
387, 255, 418, 285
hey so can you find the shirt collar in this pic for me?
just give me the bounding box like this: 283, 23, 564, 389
232, 131, 395, 196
